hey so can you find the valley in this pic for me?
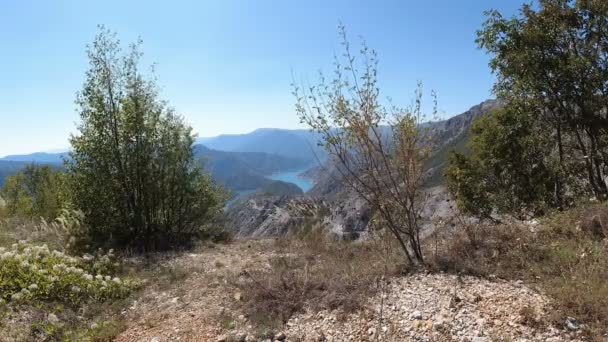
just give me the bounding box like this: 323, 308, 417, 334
2, 1, 608, 340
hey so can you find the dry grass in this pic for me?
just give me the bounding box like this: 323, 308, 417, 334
234, 227, 405, 333
427, 204, 608, 339
0, 216, 67, 250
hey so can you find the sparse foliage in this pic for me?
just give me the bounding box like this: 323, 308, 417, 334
68, 27, 225, 251
294, 26, 435, 264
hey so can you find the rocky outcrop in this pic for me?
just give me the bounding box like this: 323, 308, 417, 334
226, 195, 329, 237
226, 185, 456, 240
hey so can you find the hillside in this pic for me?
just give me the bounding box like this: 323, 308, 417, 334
424, 99, 501, 186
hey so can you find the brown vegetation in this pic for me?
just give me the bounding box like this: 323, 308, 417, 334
235, 227, 404, 332
427, 204, 608, 339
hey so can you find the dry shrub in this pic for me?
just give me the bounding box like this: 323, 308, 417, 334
428, 205, 608, 337
236, 227, 404, 330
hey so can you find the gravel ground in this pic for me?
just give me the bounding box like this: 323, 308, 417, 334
283, 273, 583, 341
114, 240, 585, 342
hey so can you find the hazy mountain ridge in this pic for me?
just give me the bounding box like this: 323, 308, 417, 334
0, 152, 67, 164
0, 100, 497, 194
0, 145, 309, 193
197, 128, 327, 164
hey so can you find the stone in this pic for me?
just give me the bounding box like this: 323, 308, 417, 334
565, 317, 579, 331
433, 320, 445, 331
581, 209, 608, 240
215, 335, 228, 342
472, 337, 489, 342
150, 338, 161, 342
410, 311, 423, 320
274, 332, 286, 341
367, 327, 376, 336
234, 332, 247, 342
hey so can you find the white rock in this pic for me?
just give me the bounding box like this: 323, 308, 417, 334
410, 311, 423, 320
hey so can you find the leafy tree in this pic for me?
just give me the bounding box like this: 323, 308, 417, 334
294, 26, 434, 264
447, 0, 608, 218
476, 0, 608, 201
68, 27, 224, 251
445, 106, 560, 219
0, 164, 67, 220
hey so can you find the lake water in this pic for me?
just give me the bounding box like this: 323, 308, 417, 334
268, 169, 313, 192
225, 168, 314, 208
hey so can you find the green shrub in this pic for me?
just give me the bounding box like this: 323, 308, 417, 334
0, 241, 136, 307
68, 27, 225, 252
1, 164, 68, 221
444, 106, 560, 220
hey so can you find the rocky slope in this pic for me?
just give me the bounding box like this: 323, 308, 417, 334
226, 185, 455, 239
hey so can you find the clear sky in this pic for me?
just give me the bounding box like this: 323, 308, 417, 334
0, 0, 522, 157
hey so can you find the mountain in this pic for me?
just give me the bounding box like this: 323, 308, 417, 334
0, 152, 66, 164
197, 128, 327, 164
423, 99, 501, 186
0, 145, 309, 194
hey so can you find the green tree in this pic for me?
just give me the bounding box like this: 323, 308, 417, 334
477, 0, 608, 201
445, 106, 560, 219
68, 27, 224, 251
1, 164, 67, 220
447, 0, 608, 218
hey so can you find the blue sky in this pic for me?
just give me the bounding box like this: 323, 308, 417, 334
0, 0, 522, 157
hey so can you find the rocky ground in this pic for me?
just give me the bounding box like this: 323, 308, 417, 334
283, 274, 581, 341
115, 240, 585, 342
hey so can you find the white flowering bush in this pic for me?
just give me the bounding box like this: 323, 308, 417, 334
0, 241, 136, 306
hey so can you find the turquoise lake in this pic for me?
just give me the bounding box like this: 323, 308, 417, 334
268, 169, 313, 192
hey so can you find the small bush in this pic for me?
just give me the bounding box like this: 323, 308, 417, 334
0, 241, 136, 307
0, 240, 138, 341
236, 228, 404, 330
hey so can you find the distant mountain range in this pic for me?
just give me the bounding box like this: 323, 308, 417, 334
197, 128, 326, 164
0, 100, 499, 195
0, 145, 309, 194
0, 152, 66, 165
